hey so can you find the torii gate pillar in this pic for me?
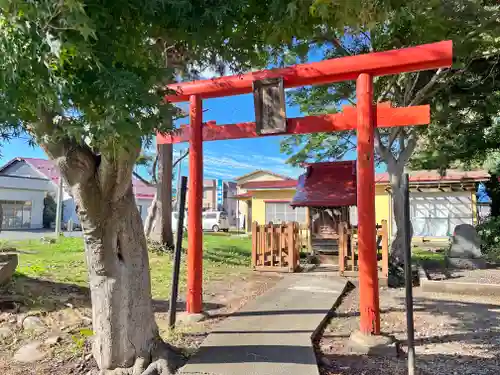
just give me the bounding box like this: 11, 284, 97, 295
356, 73, 380, 334
187, 95, 203, 313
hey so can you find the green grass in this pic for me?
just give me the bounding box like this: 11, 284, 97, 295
411, 247, 447, 261
8, 233, 252, 300
411, 247, 447, 269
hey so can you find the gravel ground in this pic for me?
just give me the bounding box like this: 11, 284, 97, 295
447, 268, 500, 284
317, 286, 500, 375
426, 267, 500, 284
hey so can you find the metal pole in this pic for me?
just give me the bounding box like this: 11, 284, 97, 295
169, 176, 188, 329
176, 149, 183, 210
402, 173, 415, 375
55, 177, 63, 237
187, 94, 203, 314
356, 72, 380, 335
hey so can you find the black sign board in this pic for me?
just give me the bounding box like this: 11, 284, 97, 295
253, 77, 287, 135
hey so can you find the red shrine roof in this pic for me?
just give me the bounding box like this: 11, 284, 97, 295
291, 161, 357, 208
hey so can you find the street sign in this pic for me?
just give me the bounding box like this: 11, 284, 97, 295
216, 179, 224, 209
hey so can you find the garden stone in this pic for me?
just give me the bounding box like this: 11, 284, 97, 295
22, 316, 46, 332
14, 341, 46, 363
54, 308, 86, 329
449, 224, 482, 258
0, 326, 12, 339
449, 224, 486, 269
45, 334, 62, 346
0, 254, 18, 285
347, 330, 398, 356
16, 313, 27, 326
175, 312, 207, 324
40, 237, 56, 244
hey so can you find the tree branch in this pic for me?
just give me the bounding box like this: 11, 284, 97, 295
346, 97, 356, 106
404, 72, 420, 106
99, 140, 142, 202
392, 80, 405, 104
388, 128, 401, 149
311, 34, 353, 57
374, 128, 391, 163
377, 75, 398, 102
172, 149, 189, 169
360, 30, 373, 52
398, 129, 405, 154
151, 154, 159, 183
133, 171, 154, 186
398, 131, 418, 165
332, 38, 353, 56
409, 68, 448, 106
33, 107, 97, 188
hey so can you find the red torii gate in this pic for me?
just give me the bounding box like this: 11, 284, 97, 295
158, 41, 452, 335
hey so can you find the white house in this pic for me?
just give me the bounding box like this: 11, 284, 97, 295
0, 157, 155, 229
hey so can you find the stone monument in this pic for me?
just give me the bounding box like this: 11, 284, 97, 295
448, 223, 486, 269
0, 253, 18, 285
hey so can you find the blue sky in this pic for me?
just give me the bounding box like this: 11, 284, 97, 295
172, 93, 312, 181
0, 92, 378, 181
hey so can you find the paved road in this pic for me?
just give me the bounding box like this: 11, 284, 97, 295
0, 229, 82, 240
180, 274, 350, 375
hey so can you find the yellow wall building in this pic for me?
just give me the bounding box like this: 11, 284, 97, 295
234, 169, 489, 242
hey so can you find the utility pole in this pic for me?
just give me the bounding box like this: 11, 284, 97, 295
169, 176, 188, 329
402, 173, 416, 375
55, 177, 63, 237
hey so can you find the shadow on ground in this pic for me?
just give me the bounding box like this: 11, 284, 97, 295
320, 353, 500, 375
0, 274, 224, 313
188, 345, 316, 365
407, 296, 500, 335
211, 308, 331, 319
319, 291, 500, 375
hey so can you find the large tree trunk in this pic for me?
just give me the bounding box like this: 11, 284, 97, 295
145, 144, 174, 247
84, 187, 158, 369
387, 165, 413, 265
374, 128, 417, 267
38, 134, 181, 374
144, 192, 158, 238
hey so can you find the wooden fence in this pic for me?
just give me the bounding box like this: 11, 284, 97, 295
338, 220, 389, 280
251, 221, 300, 272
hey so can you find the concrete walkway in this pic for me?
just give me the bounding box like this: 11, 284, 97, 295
180, 274, 350, 375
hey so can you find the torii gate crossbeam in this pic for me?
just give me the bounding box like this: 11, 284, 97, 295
158, 40, 453, 336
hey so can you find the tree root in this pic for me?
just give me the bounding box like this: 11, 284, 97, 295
100, 340, 185, 375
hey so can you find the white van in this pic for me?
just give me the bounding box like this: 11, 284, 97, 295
202, 211, 230, 232
172, 211, 230, 232
171, 211, 187, 233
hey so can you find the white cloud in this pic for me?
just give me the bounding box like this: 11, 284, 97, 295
202, 151, 304, 180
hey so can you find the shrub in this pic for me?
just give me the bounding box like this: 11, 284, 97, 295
476, 217, 500, 261
43, 194, 57, 229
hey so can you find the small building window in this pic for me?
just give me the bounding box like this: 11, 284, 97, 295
265, 202, 306, 224
0, 200, 32, 229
